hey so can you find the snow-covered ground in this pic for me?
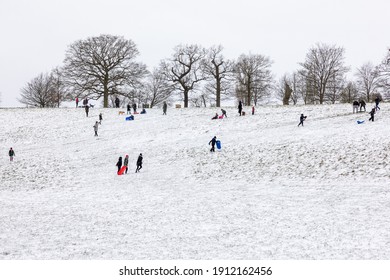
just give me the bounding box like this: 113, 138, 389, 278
1, 103, 389, 259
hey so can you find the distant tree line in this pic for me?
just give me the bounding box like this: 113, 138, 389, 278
19, 34, 390, 108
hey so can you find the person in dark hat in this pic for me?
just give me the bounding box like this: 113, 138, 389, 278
298, 113, 307, 127
209, 136, 217, 152
136, 153, 143, 173
116, 156, 122, 173
9, 147, 15, 161
368, 108, 375, 122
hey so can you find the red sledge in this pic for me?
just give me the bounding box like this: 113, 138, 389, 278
117, 165, 127, 175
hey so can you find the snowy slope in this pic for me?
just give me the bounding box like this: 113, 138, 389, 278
0, 103, 389, 259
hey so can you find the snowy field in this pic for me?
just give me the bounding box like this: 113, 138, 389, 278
1, 103, 389, 259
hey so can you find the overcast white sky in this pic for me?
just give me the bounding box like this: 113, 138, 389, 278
0, 0, 389, 107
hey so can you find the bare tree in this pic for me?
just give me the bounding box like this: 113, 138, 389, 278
62, 34, 148, 108
144, 68, 174, 108
120, 87, 147, 108
325, 72, 346, 104
234, 53, 273, 105
289, 72, 302, 105
276, 72, 301, 105
355, 62, 381, 102
201, 45, 234, 107
160, 44, 206, 108
340, 81, 359, 103
299, 43, 349, 104
49, 67, 67, 108
19, 73, 57, 107
298, 67, 318, 104
378, 49, 390, 100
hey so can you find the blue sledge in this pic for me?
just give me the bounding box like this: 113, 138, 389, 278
126, 115, 134, 121
357, 120, 365, 124
216, 140, 221, 149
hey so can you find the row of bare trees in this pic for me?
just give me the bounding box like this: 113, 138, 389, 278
19, 35, 390, 108
278, 43, 390, 105
19, 34, 274, 108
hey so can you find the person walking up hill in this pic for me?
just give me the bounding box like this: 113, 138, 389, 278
9, 147, 15, 161
298, 114, 307, 127
93, 121, 99, 136
116, 156, 123, 173
163, 101, 167, 115
238, 101, 243, 116
123, 155, 129, 174
369, 108, 375, 122
374, 96, 381, 111
136, 153, 143, 173
221, 109, 227, 118
209, 136, 217, 152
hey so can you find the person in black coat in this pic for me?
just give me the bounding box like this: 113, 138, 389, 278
132, 103, 137, 113
9, 147, 15, 161
136, 153, 143, 173
359, 100, 366, 112
238, 101, 243, 116
163, 101, 167, 115
298, 114, 307, 127
116, 156, 122, 173
374, 96, 381, 111
353, 100, 359, 113
368, 108, 375, 122
127, 104, 131, 114
221, 109, 227, 118
115, 97, 120, 108
209, 136, 217, 152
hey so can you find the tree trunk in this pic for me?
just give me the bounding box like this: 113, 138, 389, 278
283, 83, 292, 105
103, 74, 109, 107
201, 95, 207, 107
184, 89, 189, 108
216, 78, 221, 107
246, 78, 251, 106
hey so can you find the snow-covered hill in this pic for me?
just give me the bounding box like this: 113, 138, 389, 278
1, 103, 389, 259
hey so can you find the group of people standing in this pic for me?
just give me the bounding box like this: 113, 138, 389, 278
237, 101, 255, 116
352, 100, 366, 113
127, 103, 138, 114
116, 153, 143, 174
